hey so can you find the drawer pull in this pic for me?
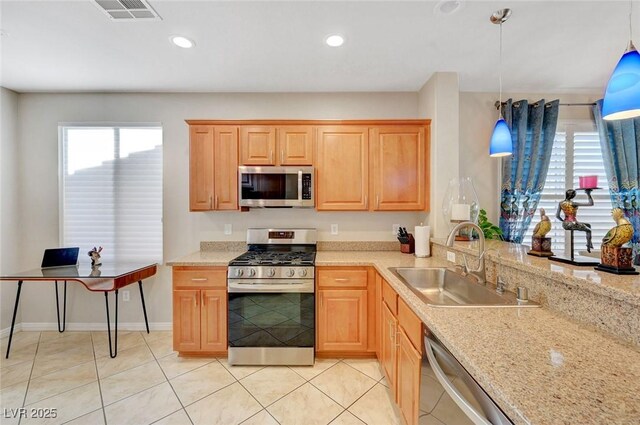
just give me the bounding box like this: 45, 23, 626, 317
334, 278, 350, 282
191, 278, 208, 282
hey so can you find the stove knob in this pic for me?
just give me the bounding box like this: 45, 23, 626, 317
267, 268, 276, 277
298, 269, 307, 277
247, 268, 256, 277
235, 269, 244, 278
286, 268, 295, 277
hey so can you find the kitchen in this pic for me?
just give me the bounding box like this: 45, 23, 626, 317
1, 1, 640, 425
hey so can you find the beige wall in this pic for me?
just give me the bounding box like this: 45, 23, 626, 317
12, 91, 426, 328
1, 88, 20, 332
418, 73, 460, 238
459, 91, 602, 224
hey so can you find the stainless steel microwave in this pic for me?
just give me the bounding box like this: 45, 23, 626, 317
239, 166, 314, 208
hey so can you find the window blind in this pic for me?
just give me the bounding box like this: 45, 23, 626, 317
61, 126, 163, 263
523, 128, 612, 254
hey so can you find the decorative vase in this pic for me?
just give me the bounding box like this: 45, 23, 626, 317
442, 177, 480, 239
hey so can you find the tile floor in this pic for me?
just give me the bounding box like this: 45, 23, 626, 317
0, 331, 465, 425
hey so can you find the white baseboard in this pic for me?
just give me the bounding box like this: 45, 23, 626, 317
0, 323, 22, 338
1, 322, 172, 336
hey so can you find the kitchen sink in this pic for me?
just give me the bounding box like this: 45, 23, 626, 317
388, 267, 540, 308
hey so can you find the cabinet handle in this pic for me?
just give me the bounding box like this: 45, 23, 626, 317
334, 278, 350, 282
281, 149, 284, 164
365, 195, 368, 208
376, 195, 380, 209
202, 292, 206, 306
191, 278, 208, 282
215, 196, 219, 209
395, 329, 401, 347
270, 150, 274, 163
209, 196, 212, 208
389, 321, 394, 342
195, 295, 198, 307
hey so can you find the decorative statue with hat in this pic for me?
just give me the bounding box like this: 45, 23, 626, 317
528, 208, 554, 257
596, 208, 638, 275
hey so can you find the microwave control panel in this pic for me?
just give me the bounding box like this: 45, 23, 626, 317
302, 174, 312, 200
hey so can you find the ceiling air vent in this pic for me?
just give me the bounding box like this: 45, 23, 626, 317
94, 0, 162, 21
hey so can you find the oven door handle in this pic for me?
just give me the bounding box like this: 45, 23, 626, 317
228, 280, 314, 293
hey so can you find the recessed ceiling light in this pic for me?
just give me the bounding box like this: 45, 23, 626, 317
170, 36, 194, 49
325, 34, 345, 47
434, 1, 463, 15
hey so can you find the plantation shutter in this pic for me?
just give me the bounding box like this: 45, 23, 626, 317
61, 125, 163, 263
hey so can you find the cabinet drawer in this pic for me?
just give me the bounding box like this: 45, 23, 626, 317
382, 280, 398, 315
398, 298, 422, 353
173, 267, 227, 288
317, 268, 368, 289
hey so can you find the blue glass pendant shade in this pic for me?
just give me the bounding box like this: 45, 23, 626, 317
489, 117, 512, 157
603, 43, 640, 120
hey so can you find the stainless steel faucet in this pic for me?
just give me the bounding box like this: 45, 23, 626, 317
445, 222, 486, 285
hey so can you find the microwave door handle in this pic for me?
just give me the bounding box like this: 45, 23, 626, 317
298, 170, 303, 202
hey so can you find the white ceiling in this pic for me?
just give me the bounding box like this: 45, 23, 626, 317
0, 1, 637, 93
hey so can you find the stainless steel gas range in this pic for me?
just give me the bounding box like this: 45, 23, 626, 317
227, 228, 316, 366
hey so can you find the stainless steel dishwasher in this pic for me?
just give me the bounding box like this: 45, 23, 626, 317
422, 330, 513, 425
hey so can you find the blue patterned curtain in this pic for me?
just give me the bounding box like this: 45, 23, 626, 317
594, 100, 640, 265
499, 99, 560, 243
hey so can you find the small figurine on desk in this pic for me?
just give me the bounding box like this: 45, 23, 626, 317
88, 246, 102, 266
596, 208, 638, 275
556, 189, 594, 252
528, 208, 554, 257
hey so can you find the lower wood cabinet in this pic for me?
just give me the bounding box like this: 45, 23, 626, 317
316, 267, 376, 355
379, 276, 423, 425
172, 266, 227, 354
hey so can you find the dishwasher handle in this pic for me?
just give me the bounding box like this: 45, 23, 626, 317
425, 336, 512, 425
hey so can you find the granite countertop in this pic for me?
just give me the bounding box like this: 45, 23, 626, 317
167, 250, 640, 424
432, 238, 640, 307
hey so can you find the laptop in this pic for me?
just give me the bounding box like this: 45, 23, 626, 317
41, 247, 80, 269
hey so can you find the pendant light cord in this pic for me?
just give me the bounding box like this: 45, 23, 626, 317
498, 21, 503, 119
630, 0, 633, 42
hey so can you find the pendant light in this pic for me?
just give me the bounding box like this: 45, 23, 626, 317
489, 9, 513, 157
603, 1, 640, 120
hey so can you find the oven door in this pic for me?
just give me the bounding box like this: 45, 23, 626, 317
238, 166, 314, 208
227, 280, 315, 365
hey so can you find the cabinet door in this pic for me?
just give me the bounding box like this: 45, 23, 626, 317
214, 127, 239, 210
381, 302, 398, 393
278, 126, 314, 165
201, 289, 228, 352
240, 126, 276, 165
397, 327, 421, 425
173, 290, 201, 352
189, 126, 214, 211
316, 126, 369, 210
370, 126, 427, 211
317, 289, 368, 352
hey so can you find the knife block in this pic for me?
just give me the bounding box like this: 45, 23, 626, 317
400, 235, 415, 254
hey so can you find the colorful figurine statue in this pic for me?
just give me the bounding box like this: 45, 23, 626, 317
602, 208, 633, 247
528, 208, 554, 257
597, 209, 638, 275
88, 246, 102, 266
556, 189, 594, 252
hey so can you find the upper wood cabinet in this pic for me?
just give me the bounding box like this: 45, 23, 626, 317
189, 125, 239, 211
370, 126, 428, 211
316, 126, 369, 211
277, 126, 314, 165
189, 126, 215, 211
240, 126, 277, 165
240, 126, 313, 166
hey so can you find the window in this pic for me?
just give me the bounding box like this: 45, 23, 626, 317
524, 122, 612, 255
60, 125, 163, 263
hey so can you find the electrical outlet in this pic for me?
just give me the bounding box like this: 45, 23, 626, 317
122, 290, 130, 302
331, 224, 339, 235
447, 251, 456, 263
224, 224, 232, 235
392, 224, 400, 235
